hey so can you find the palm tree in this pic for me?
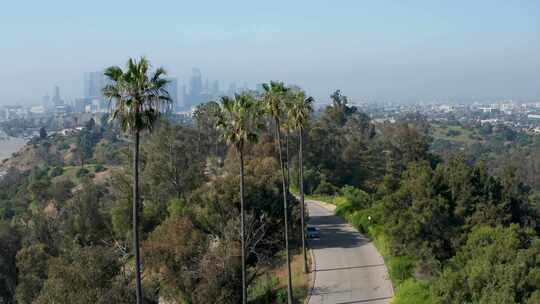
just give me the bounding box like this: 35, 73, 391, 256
281, 117, 293, 191
216, 93, 260, 304
287, 90, 314, 273
103, 57, 171, 304
262, 81, 293, 304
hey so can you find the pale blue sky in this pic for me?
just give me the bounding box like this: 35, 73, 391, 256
1, 0, 540, 104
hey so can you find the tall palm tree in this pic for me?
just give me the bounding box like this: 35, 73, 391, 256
216, 93, 260, 304
287, 90, 314, 273
262, 81, 293, 304
281, 117, 293, 191
103, 57, 171, 304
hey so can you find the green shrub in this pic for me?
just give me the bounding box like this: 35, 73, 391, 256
349, 210, 373, 234
76, 168, 90, 178
167, 198, 187, 216
314, 179, 338, 195
336, 186, 371, 216
446, 129, 461, 137
388, 256, 415, 285
94, 164, 107, 173
50, 166, 64, 178
303, 168, 322, 194
393, 279, 431, 304
249, 275, 280, 304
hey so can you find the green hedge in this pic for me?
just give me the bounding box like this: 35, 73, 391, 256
393, 279, 431, 304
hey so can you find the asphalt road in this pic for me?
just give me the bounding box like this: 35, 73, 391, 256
307, 200, 394, 304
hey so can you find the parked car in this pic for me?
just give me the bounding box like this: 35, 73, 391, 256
306, 226, 320, 239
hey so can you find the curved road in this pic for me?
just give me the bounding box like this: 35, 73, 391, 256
307, 200, 394, 304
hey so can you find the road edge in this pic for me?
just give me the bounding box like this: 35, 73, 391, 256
304, 243, 317, 304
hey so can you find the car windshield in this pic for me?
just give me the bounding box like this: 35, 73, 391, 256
307, 227, 316, 231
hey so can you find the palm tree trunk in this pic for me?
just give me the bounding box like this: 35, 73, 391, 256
276, 120, 293, 304
299, 128, 308, 273
285, 130, 290, 191
133, 130, 143, 304
239, 149, 247, 304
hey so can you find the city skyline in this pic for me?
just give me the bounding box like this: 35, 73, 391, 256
34, 67, 261, 111
1, 1, 540, 105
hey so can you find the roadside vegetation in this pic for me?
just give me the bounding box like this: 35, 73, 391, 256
1, 57, 540, 303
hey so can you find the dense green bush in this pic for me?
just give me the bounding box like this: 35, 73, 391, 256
393, 279, 431, 304
94, 164, 107, 173
249, 275, 280, 304
49, 166, 64, 178
445, 129, 461, 137
388, 256, 415, 285
348, 209, 372, 234
314, 179, 338, 195
75, 168, 90, 178
303, 168, 322, 194
335, 185, 370, 217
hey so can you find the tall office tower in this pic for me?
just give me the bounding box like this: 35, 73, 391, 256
188, 68, 203, 107
203, 78, 210, 95
51, 86, 64, 106
211, 80, 220, 97
180, 85, 187, 109
84, 71, 107, 99
42, 93, 51, 110
164, 77, 178, 111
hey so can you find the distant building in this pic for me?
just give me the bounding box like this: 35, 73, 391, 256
84, 71, 108, 99
74, 98, 92, 113
51, 86, 64, 107
528, 114, 540, 120
164, 77, 178, 111
42, 93, 51, 110
478, 107, 495, 113
186, 68, 203, 108
211, 80, 220, 97
30, 106, 46, 114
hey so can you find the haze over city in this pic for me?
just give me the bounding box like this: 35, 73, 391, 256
2, 0, 540, 105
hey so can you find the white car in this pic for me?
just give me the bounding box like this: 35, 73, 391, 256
306, 226, 320, 239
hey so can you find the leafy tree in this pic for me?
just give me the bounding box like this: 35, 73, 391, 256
35, 246, 133, 304
142, 216, 207, 303
432, 225, 540, 304
193, 101, 222, 156
49, 179, 75, 204
15, 243, 49, 304
216, 93, 261, 304
93, 139, 120, 165
62, 180, 110, 246
262, 80, 293, 303
0, 221, 20, 304
381, 162, 454, 263
39, 127, 47, 139
103, 56, 171, 303
141, 121, 205, 225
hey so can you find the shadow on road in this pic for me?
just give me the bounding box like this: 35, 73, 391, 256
307, 213, 370, 250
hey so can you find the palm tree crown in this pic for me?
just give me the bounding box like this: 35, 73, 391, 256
262, 81, 288, 121
217, 94, 261, 152
103, 57, 171, 133
287, 90, 314, 131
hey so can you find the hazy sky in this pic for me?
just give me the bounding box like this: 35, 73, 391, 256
1, 0, 540, 105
